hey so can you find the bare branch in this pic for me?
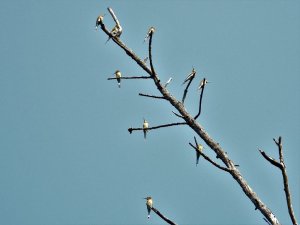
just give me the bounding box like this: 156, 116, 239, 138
107, 76, 151, 80
182, 77, 195, 104
172, 111, 185, 119
99, 9, 282, 224
128, 122, 187, 134
151, 207, 177, 225
189, 143, 231, 172
259, 149, 282, 169
275, 137, 298, 225
194, 84, 205, 120
107, 7, 121, 27
259, 137, 298, 225
139, 93, 166, 100
148, 30, 156, 77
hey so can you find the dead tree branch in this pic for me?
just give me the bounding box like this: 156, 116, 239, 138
107, 76, 151, 80
182, 77, 195, 104
128, 122, 187, 134
259, 137, 298, 225
152, 207, 177, 225
98, 8, 282, 225
194, 84, 205, 120
189, 142, 231, 172
139, 93, 166, 100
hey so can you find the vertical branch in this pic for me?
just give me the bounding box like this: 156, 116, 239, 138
107, 7, 121, 27
194, 85, 205, 120
182, 78, 195, 104
274, 137, 298, 225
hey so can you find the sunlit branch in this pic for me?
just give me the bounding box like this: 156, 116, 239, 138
259, 137, 298, 225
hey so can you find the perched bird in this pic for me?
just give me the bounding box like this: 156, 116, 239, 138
144, 26, 156, 43
182, 68, 196, 85
164, 77, 173, 88
95, 15, 104, 30
114, 70, 122, 88
106, 24, 122, 43
143, 119, 149, 139
144, 196, 153, 219
196, 143, 203, 166
198, 78, 210, 90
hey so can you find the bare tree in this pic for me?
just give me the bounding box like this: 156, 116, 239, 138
96, 7, 298, 225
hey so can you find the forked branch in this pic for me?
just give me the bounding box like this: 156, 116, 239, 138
259, 137, 298, 225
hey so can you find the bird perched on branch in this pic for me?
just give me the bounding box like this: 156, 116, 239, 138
95, 15, 104, 30
143, 119, 149, 139
196, 143, 203, 166
106, 24, 122, 43
198, 78, 210, 90
144, 196, 153, 219
114, 70, 122, 88
144, 26, 156, 43
182, 68, 196, 85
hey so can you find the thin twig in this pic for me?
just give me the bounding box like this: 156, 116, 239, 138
259, 137, 298, 225
259, 150, 282, 169
148, 31, 156, 77
107, 7, 121, 27
128, 122, 186, 134
151, 207, 177, 225
139, 93, 166, 100
189, 143, 231, 172
107, 76, 151, 80
194, 84, 205, 120
182, 77, 195, 104
172, 111, 185, 119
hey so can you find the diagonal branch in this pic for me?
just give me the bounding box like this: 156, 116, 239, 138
128, 122, 187, 134
139, 93, 166, 100
98, 9, 281, 224
189, 143, 231, 172
151, 207, 177, 225
148, 31, 156, 76
107, 76, 151, 80
259, 137, 298, 225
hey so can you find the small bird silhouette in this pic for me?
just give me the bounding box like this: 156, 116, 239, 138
95, 15, 104, 30
144, 196, 153, 219
143, 119, 149, 139
196, 143, 203, 166
114, 70, 122, 88
198, 78, 210, 90
182, 68, 196, 85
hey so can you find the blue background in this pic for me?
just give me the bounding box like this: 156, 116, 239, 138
0, 0, 299, 224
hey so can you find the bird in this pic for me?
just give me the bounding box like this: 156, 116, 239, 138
95, 15, 104, 30
198, 78, 210, 90
144, 196, 153, 219
196, 143, 203, 166
106, 24, 122, 43
114, 70, 122, 88
143, 119, 149, 139
144, 26, 156, 43
164, 77, 173, 88
182, 68, 196, 85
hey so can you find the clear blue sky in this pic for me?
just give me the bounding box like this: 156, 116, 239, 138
0, 0, 299, 224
